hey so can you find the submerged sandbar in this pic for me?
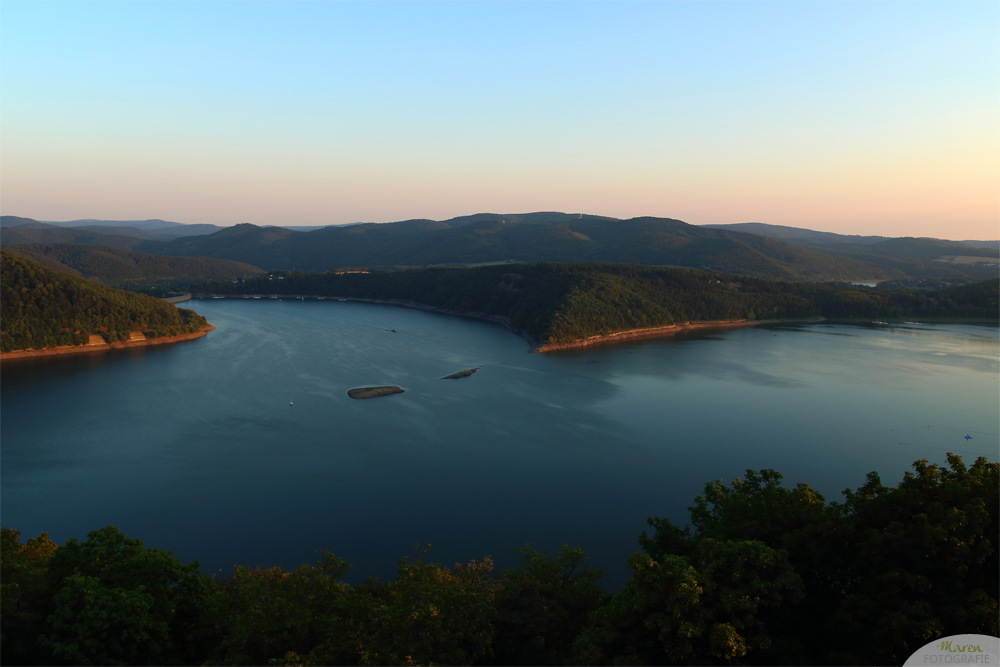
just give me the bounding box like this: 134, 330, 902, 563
440, 367, 481, 379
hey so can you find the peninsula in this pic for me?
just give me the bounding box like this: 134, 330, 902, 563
0, 251, 214, 360
191, 263, 998, 352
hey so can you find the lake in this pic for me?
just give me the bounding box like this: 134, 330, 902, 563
2, 300, 997, 589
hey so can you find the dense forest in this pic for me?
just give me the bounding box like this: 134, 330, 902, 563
0, 251, 209, 352
193, 264, 1000, 345
2, 455, 995, 666
3, 243, 263, 287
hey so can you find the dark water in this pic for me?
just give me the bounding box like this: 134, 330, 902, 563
3, 300, 997, 589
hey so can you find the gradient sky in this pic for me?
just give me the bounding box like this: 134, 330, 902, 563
1, 1, 997, 239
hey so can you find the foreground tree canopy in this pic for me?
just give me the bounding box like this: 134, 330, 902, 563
2, 455, 996, 666
0, 251, 209, 352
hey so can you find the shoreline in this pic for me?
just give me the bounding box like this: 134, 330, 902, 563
193, 293, 820, 353
533, 319, 790, 353
0, 325, 216, 362
195, 293, 544, 349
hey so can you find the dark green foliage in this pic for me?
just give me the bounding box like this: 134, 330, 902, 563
193, 265, 998, 345
212, 553, 354, 665
822, 455, 1000, 664
3, 457, 995, 665
0, 251, 210, 352
633, 456, 1000, 665
574, 540, 803, 665
0, 529, 59, 666
215, 551, 500, 666
3, 243, 263, 286
489, 545, 606, 665
9, 526, 221, 666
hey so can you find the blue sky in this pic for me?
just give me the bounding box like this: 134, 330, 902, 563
1, 1, 997, 238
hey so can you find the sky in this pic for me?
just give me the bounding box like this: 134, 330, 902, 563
1, 1, 997, 239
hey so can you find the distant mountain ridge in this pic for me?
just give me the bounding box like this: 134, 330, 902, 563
3, 243, 263, 286
134, 213, 900, 282
3, 214, 996, 283
704, 221, 999, 251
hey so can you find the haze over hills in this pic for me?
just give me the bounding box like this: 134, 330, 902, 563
705, 221, 1000, 251
704, 222, 1000, 281
3, 214, 997, 284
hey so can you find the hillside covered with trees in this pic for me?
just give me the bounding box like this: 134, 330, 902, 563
3, 243, 263, 287
141, 214, 903, 281
2, 455, 995, 666
7, 213, 996, 283
194, 264, 1000, 345
0, 251, 209, 352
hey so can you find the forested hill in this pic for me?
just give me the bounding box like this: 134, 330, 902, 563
141, 215, 898, 281
0, 251, 208, 352
194, 264, 999, 345
3, 243, 264, 286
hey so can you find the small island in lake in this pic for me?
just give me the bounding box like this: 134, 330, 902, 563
440, 366, 481, 379
348, 386, 404, 399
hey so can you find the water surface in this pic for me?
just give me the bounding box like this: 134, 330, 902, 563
3, 301, 996, 588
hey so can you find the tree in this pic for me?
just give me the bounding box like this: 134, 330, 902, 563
1, 528, 59, 665
41, 526, 221, 666
489, 544, 605, 665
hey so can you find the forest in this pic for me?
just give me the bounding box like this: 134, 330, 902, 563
2, 455, 996, 666
193, 263, 1000, 345
0, 251, 209, 352
2, 243, 263, 287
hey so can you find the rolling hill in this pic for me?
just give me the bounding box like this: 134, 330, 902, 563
138, 214, 899, 282
0, 251, 210, 352
705, 222, 999, 280
2, 243, 264, 286
6, 213, 996, 282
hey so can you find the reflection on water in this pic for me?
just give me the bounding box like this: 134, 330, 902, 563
2, 302, 996, 590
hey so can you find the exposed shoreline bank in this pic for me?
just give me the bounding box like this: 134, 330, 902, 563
533, 319, 783, 352
0, 325, 216, 362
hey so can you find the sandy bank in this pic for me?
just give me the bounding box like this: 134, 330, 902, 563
533, 320, 781, 353
0, 325, 216, 362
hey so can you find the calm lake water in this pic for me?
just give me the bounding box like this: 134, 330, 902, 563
2, 300, 997, 589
